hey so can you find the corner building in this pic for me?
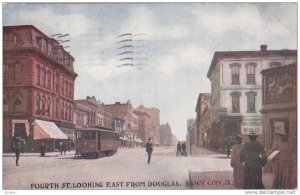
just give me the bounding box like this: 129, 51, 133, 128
3, 25, 78, 152
207, 45, 296, 150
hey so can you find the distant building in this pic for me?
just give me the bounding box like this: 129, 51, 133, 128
171, 134, 178, 146
134, 110, 151, 145
207, 45, 297, 150
195, 93, 211, 147
74, 96, 113, 130
135, 104, 160, 144
3, 25, 78, 152
186, 118, 197, 148
159, 123, 172, 146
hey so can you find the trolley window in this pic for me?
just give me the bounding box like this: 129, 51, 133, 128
83, 131, 96, 140
77, 131, 83, 139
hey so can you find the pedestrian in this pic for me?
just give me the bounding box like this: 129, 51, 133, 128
40, 141, 46, 157
145, 138, 153, 164
62, 141, 67, 155
240, 133, 267, 189
230, 135, 244, 188
59, 141, 63, 155
181, 142, 187, 156
176, 141, 182, 156
269, 131, 297, 189
15, 140, 21, 166
226, 143, 231, 158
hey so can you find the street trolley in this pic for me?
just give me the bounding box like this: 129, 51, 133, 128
75, 127, 119, 158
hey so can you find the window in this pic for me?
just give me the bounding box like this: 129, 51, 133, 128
83, 131, 96, 140
230, 63, 240, 85
14, 64, 21, 82
246, 91, 257, 113
230, 92, 241, 113
56, 98, 59, 118
4, 33, 17, 48
36, 94, 40, 114
77, 131, 83, 139
61, 102, 64, 119
3, 94, 8, 112
69, 105, 72, 121
270, 62, 282, 68
14, 123, 27, 139
61, 77, 64, 95
65, 80, 68, 96
14, 96, 22, 112
4, 65, 9, 83
69, 82, 72, 97
47, 70, 51, 89
42, 96, 45, 115
246, 63, 256, 84
47, 97, 51, 116
37, 65, 41, 85
55, 75, 59, 93
43, 68, 46, 87
65, 103, 68, 120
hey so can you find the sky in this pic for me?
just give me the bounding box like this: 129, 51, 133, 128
3, 3, 297, 140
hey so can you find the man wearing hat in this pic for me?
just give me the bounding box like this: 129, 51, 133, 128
145, 138, 153, 164
240, 132, 267, 189
231, 135, 244, 188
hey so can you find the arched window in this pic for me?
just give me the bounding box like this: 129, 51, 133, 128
65, 103, 68, 120
36, 94, 40, 114
43, 68, 46, 87
69, 105, 72, 121
69, 81, 72, 97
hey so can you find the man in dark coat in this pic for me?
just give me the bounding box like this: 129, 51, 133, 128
15, 141, 21, 166
240, 133, 267, 189
40, 142, 46, 157
181, 142, 187, 156
177, 141, 182, 156
145, 138, 153, 164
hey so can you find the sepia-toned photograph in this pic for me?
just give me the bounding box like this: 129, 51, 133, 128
2, 2, 298, 192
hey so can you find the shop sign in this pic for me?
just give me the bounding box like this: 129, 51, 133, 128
241, 119, 263, 135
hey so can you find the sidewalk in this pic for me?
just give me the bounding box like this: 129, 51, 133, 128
3, 151, 76, 157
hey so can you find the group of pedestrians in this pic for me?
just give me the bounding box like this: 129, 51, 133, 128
230, 131, 296, 189
176, 141, 187, 157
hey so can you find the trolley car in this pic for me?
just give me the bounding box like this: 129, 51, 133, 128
75, 127, 119, 158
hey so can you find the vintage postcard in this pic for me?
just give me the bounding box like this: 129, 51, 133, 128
2, 2, 298, 193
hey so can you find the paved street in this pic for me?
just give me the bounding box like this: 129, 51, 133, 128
3, 146, 235, 190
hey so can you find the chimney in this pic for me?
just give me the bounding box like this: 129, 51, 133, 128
260, 45, 267, 51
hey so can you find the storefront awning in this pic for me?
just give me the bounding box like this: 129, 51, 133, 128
33, 119, 68, 140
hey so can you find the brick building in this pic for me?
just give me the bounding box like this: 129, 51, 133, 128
105, 101, 139, 147
74, 96, 113, 130
134, 110, 151, 145
135, 104, 160, 144
3, 25, 78, 152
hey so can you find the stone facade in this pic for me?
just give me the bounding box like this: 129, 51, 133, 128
3, 25, 78, 152
207, 45, 297, 150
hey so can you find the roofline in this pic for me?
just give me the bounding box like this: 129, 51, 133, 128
261, 63, 296, 74
195, 93, 211, 113
4, 25, 75, 60
207, 49, 297, 79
